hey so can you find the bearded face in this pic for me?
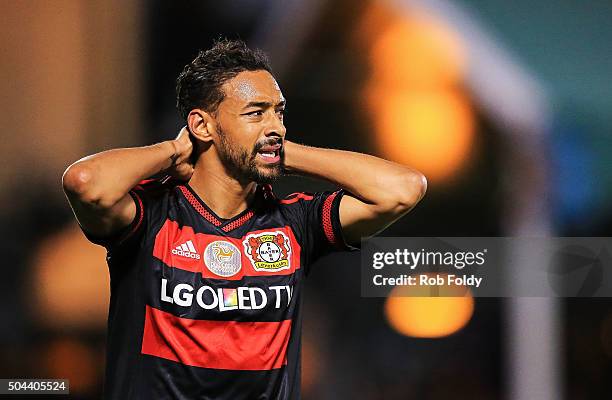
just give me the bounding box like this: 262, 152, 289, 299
215, 123, 284, 184
195, 70, 287, 184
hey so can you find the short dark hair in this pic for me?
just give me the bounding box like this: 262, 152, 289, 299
176, 38, 272, 120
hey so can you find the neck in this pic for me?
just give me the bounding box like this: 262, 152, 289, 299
188, 150, 257, 219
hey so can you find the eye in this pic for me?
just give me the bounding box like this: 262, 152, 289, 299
246, 110, 264, 116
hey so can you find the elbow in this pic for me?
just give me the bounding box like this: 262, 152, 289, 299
389, 171, 428, 213
62, 162, 94, 196
62, 162, 108, 206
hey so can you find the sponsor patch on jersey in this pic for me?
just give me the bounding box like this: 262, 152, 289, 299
243, 231, 292, 272
203, 240, 242, 277
160, 278, 293, 312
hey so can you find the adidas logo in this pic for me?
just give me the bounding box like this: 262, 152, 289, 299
172, 240, 201, 260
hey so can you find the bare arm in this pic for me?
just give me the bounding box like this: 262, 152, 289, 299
283, 141, 427, 246
62, 128, 194, 238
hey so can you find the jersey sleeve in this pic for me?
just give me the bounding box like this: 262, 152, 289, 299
78, 186, 148, 251
281, 189, 357, 274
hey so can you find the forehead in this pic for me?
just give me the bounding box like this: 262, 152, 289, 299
221, 70, 284, 108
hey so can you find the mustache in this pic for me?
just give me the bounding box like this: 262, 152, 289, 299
253, 138, 283, 152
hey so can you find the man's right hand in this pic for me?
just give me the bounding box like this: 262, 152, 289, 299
167, 126, 195, 181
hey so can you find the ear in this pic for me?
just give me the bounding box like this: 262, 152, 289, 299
187, 109, 216, 143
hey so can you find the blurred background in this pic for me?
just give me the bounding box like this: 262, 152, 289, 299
1, 0, 612, 398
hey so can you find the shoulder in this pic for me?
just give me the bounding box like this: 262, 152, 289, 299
130, 176, 183, 223
278, 192, 316, 205
263, 185, 343, 210
258, 185, 316, 213
278, 189, 343, 214
262, 184, 316, 206
263, 186, 344, 231
132, 175, 181, 201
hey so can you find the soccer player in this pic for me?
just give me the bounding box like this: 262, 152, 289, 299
62, 39, 426, 399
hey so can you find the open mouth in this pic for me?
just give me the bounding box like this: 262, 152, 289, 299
256, 143, 282, 164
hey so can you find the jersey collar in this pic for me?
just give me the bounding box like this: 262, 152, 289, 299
177, 183, 259, 232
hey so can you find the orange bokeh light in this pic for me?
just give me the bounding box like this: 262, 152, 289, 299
369, 15, 467, 89
358, 5, 475, 183
365, 88, 475, 181
384, 280, 474, 338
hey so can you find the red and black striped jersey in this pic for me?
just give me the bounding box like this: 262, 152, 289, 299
80, 177, 352, 400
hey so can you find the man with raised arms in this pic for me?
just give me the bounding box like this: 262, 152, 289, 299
62, 39, 426, 400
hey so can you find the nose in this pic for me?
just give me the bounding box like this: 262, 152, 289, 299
264, 112, 286, 139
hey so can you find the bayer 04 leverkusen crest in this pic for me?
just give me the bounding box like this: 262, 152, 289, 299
243, 231, 292, 272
